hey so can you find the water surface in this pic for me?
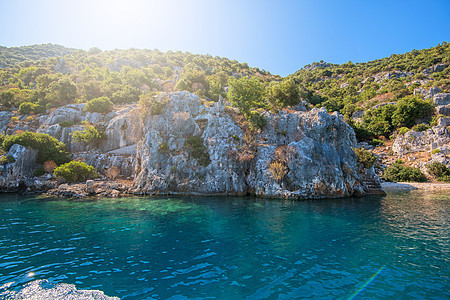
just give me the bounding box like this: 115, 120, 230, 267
0, 192, 448, 299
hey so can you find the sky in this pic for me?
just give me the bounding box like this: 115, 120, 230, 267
0, 0, 449, 76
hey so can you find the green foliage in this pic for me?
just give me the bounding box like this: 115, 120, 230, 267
431, 148, 441, 155
265, 78, 300, 109
383, 161, 427, 182
0, 155, 15, 165
354, 148, 377, 169
85, 96, 114, 113
370, 139, 385, 146
391, 96, 434, 128
139, 93, 168, 116
59, 121, 76, 127
0, 44, 75, 68
2, 131, 70, 165
33, 166, 46, 177
71, 123, 105, 146
426, 162, 450, 182
44, 77, 77, 107
227, 76, 265, 114
111, 85, 141, 104
398, 127, 410, 135
53, 160, 98, 183
185, 135, 210, 167
248, 110, 267, 130
411, 123, 430, 132
158, 142, 169, 153
18, 102, 44, 114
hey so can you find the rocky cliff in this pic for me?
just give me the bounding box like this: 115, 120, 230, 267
0, 92, 377, 198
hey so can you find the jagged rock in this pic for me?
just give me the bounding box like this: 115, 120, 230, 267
86, 180, 95, 193
98, 104, 143, 152
0, 144, 38, 191
434, 93, 450, 106
436, 105, 450, 116
423, 63, 448, 75
132, 92, 365, 198
414, 87, 441, 99
2, 91, 383, 198
438, 116, 450, 127
393, 127, 450, 155
0, 111, 12, 132
374, 71, 413, 83
75, 152, 136, 177
0, 279, 119, 300
41, 104, 85, 126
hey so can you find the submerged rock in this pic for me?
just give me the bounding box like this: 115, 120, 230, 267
0, 279, 119, 300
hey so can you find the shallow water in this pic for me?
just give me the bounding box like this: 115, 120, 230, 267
0, 192, 449, 299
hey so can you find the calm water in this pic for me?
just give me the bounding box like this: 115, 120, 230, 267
0, 192, 448, 299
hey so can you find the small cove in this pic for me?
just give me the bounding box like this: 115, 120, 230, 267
0, 192, 448, 299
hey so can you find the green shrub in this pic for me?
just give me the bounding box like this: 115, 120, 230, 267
53, 160, 98, 183
248, 110, 267, 130
59, 121, 76, 127
33, 166, 45, 177
0, 155, 15, 165
2, 131, 70, 165
18, 102, 37, 114
383, 161, 427, 182
370, 139, 385, 146
85, 97, 114, 113
398, 127, 410, 135
354, 148, 377, 169
71, 123, 105, 146
139, 93, 168, 116
411, 123, 430, 132
185, 135, 211, 167
158, 142, 169, 153
426, 162, 450, 182
431, 148, 441, 155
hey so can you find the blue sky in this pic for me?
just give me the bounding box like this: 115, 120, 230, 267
0, 0, 449, 76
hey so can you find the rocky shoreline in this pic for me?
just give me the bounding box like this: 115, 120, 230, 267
381, 181, 450, 192
1, 91, 385, 199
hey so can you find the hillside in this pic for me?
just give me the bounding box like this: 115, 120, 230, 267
0, 42, 449, 192
0, 44, 76, 68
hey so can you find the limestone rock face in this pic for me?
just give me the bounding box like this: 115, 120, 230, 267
0, 144, 38, 190
393, 127, 450, 156
1, 91, 374, 198
132, 92, 364, 198
433, 93, 450, 106
0, 111, 12, 132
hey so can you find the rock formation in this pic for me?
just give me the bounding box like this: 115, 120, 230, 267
0, 92, 379, 198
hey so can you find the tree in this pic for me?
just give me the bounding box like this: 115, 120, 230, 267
265, 78, 300, 109
391, 96, 434, 128
44, 77, 77, 107
227, 76, 265, 115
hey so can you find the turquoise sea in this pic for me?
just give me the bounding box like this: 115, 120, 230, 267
0, 192, 448, 299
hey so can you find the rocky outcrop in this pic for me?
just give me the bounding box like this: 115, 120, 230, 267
393, 127, 450, 157
0, 144, 38, 191
0, 279, 119, 300
131, 92, 366, 198
423, 63, 448, 75
434, 93, 450, 106
0, 91, 381, 198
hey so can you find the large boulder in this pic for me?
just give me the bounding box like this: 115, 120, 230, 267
0, 144, 38, 190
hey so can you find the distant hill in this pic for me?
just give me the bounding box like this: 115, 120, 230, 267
0, 42, 448, 141
0, 44, 76, 68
